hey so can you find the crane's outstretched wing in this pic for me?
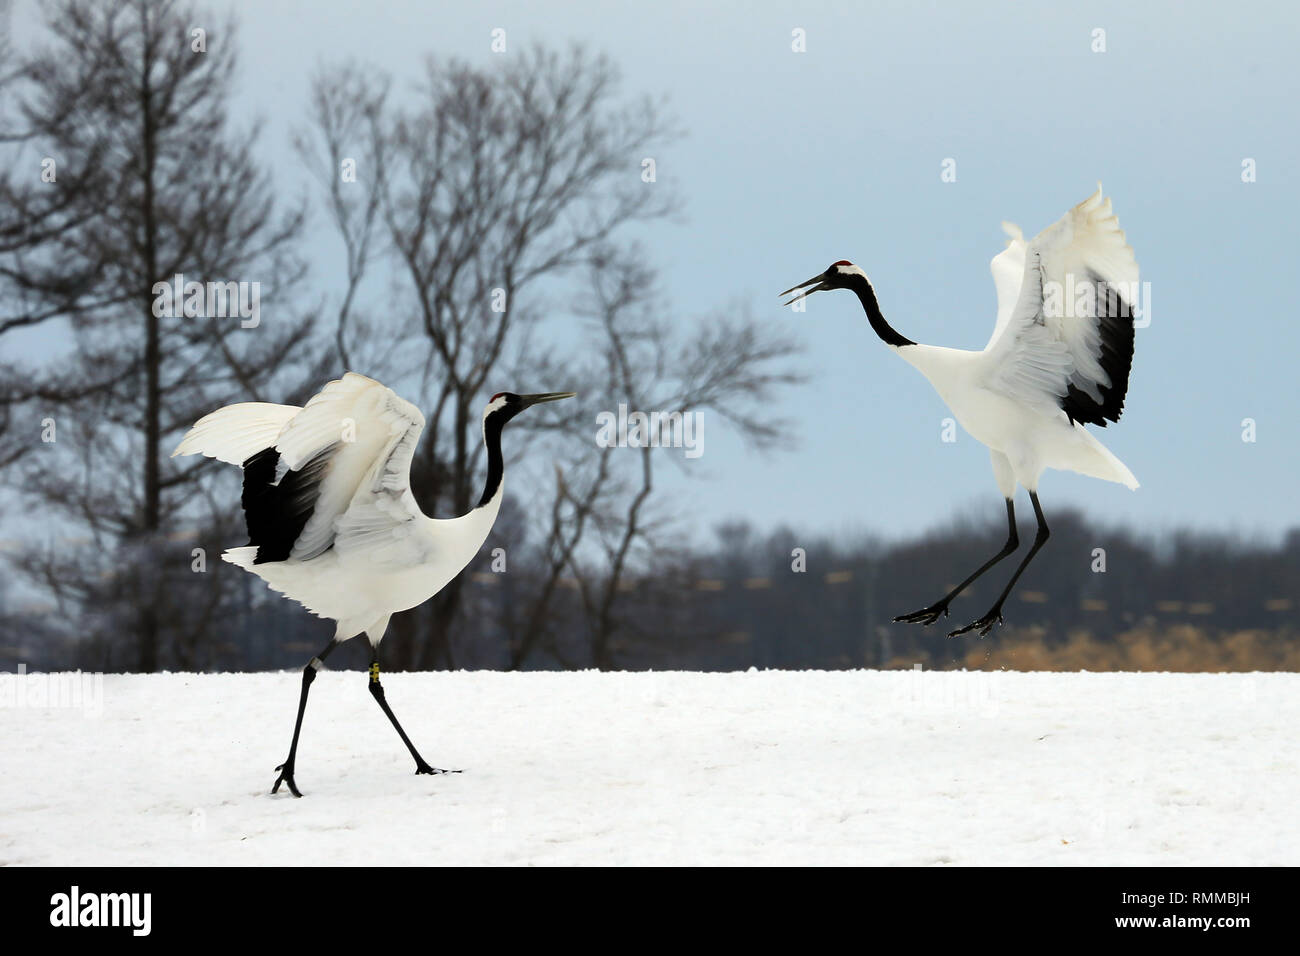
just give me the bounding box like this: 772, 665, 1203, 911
983, 186, 1139, 426
328, 384, 436, 572
269, 372, 431, 569
193, 372, 425, 567
171, 402, 301, 465
985, 221, 1027, 350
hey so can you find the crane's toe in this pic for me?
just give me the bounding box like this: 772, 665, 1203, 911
948, 608, 1004, 638
271, 762, 304, 798
894, 603, 949, 626
415, 761, 463, 776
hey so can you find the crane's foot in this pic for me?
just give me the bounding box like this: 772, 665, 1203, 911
948, 607, 1004, 638
271, 761, 304, 798
414, 761, 462, 776
894, 603, 950, 626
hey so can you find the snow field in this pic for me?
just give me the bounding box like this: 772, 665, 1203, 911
1, 669, 1295, 865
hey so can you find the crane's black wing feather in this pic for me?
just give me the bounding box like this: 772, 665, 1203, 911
1059, 275, 1136, 427
240, 444, 338, 564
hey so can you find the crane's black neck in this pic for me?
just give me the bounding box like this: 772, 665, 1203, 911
844, 272, 914, 348
478, 413, 506, 509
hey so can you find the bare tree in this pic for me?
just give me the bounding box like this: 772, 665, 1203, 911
292, 62, 392, 373
507, 249, 803, 669
0, 0, 317, 670
302, 46, 690, 668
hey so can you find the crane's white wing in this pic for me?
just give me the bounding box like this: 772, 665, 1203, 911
985, 221, 1026, 349
983, 185, 1139, 426
330, 394, 436, 572
274, 373, 432, 568
171, 402, 300, 465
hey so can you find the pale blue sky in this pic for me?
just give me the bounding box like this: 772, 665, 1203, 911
8, 0, 1299, 544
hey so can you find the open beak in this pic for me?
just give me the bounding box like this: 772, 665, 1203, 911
519, 391, 577, 408
779, 274, 829, 308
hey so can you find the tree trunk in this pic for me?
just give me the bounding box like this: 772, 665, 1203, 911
138, 4, 160, 673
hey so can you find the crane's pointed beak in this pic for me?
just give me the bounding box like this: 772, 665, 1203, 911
779, 274, 829, 308
519, 391, 577, 408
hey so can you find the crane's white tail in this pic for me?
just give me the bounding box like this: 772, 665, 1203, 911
222, 546, 259, 570
1069, 424, 1140, 489
171, 402, 300, 466
222, 545, 345, 623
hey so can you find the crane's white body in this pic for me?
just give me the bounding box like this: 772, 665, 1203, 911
868, 185, 1140, 495
173, 373, 504, 643
897, 344, 1137, 496
223, 502, 501, 645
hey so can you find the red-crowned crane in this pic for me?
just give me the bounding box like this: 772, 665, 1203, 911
173, 373, 575, 795
781, 186, 1139, 637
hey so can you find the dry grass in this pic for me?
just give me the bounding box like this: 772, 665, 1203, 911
887, 625, 1300, 672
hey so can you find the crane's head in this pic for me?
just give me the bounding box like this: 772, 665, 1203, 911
483, 390, 576, 427
779, 260, 866, 307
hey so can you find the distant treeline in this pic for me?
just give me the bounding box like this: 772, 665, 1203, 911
626, 511, 1300, 672
3, 508, 1294, 673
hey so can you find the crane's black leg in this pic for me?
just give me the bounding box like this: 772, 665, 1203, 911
949, 492, 1050, 637
895, 498, 1020, 626
367, 649, 461, 776
272, 638, 338, 797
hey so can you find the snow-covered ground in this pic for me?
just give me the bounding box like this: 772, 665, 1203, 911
2, 669, 1296, 866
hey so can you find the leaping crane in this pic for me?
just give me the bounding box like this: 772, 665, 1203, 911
782, 186, 1139, 637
